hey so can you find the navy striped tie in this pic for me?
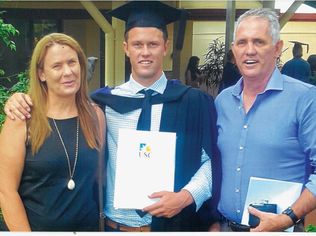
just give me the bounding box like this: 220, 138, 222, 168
136, 89, 154, 217
137, 89, 154, 131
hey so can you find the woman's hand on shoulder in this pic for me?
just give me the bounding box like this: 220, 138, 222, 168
4, 93, 33, 121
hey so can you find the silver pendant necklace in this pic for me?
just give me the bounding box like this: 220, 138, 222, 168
53, 118, 79, 191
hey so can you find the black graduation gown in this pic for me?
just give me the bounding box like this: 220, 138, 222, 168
90, 80, 221, 231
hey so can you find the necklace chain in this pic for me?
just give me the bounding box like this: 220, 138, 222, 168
53, 118, 79, 182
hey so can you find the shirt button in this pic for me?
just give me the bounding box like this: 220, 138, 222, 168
237, 210, 241, 213
243, 125, 248, 129
235, 188, 240, 193
239, 146, 244, 150
236, 167, 241, 172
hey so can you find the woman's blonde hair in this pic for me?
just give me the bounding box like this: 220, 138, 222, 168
28, 32, 102, 154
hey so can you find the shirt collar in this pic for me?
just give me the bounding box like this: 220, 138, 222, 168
232, 67, 283, 98
128, 73, 167, 95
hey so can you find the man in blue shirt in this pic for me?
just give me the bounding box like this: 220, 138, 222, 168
281, 41, 311, 83
215, 8, 316, 232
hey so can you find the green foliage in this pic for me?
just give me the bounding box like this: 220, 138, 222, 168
0, 83, 9, 129
9, 71, 29, 93
0, 11, 19, 52
0, 10, 25, 130
0, 209, 4, 229
0, 211, 4, 230
200, 37, 226, 87
306, 224, 316, 232
0, 71, 29, 129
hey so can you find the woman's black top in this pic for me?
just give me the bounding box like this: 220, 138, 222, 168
19, 117, 99, 231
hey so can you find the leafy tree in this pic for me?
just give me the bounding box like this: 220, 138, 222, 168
199, 37, 225, 96
0, 71, 29, 129
0, 10, 19, 76
0, 11, 28, 130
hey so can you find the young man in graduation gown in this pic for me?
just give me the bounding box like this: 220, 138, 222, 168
4, 1, 221, 232
91, 1, 221, 231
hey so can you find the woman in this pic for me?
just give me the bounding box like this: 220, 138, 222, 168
218, 49, 241, 93
185, 56, 202, 88
0, 33, 105, 231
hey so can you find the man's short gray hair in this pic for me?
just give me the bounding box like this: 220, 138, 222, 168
234, 8, 280, 45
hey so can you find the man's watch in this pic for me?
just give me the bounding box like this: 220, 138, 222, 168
282, 207, 301, 224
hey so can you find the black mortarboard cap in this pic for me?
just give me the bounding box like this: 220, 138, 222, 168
289, 40, 309, 53
107, 1, 183, 34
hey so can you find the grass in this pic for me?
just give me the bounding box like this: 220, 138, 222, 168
0, 208, 5, 230
306, 224, 316, 232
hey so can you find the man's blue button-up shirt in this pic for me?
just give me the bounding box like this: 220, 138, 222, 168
215, 68, 316, 223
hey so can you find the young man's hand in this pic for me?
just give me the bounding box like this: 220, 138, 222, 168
4, 93, 33, 120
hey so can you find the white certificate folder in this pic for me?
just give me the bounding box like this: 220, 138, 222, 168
114, 128, 176, 210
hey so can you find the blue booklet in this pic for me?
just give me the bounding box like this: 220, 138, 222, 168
241, 177, 303, 232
